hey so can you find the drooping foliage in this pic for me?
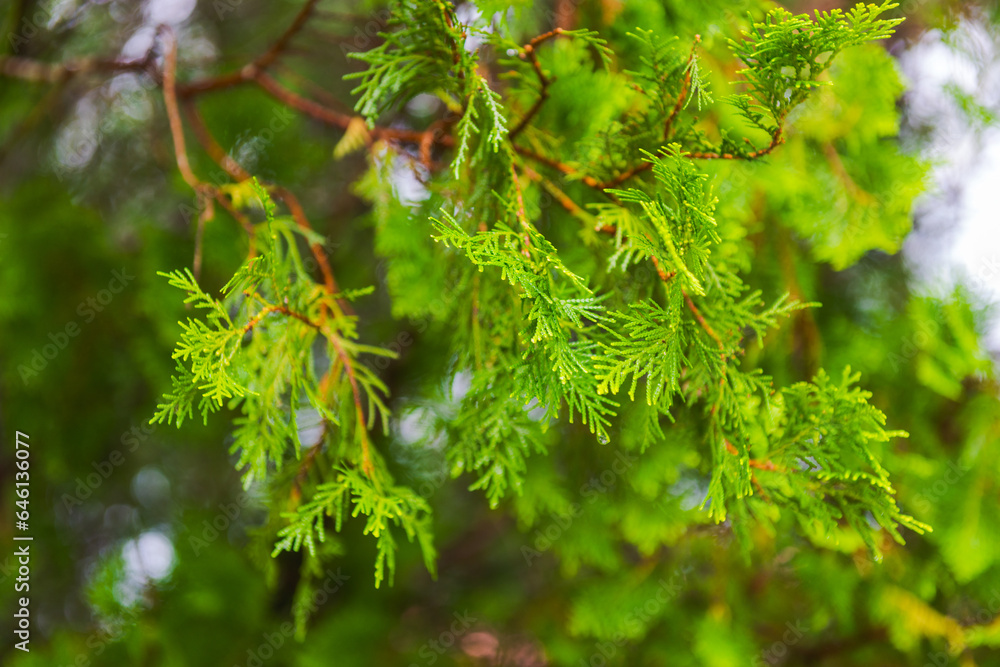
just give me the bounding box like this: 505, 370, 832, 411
6, 0, 1000, 664
153, 1, 931, 596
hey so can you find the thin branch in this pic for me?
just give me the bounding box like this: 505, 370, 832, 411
242, 302, 322, 334
274, 62, 354, 113
520, 163, 597, 225
664, 35, 701, 140
513, 145, 604, 190
255, 0, 322, 71
254, 70, 451, 149
509, 162, 532, 256
213, 192, 257, 257
193, 198, 214, 281
166, 24, 367, 478
686, 126, 785, 161
322, 322, 376, 476
420, 117, 452, 170
182, 99, 250, 181
242, 301, 360, 429
525, 27, 566, 50
590, 127, 788, 193
271, 186, 342, 300
725, 440, 788, 473
181, 99, 257, 255
509, 30, 564, 139
176, 0, 320, 97
684, 291, 724, 352
254, 69, 352, 127
0, 53, 153, 83
823, 142, 875, 205
650, 256, 676, 282
162, 31, 201, 190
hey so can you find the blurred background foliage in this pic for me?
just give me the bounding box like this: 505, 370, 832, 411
1, 0, 999, 665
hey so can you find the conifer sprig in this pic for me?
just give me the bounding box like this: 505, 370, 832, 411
154, 183, 439, 587
153, 1, 928, 593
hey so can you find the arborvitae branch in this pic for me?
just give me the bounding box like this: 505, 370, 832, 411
148, 0, 927, 597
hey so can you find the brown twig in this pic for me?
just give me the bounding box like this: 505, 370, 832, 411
509, 29, 565, 139
650, 256, 676, 283
823, 142, 875, 205
525, 27, 567, 50
664, 35, 701, 140
166, 15, 371, 476
162, 32, 201, 191
322, 323, 376, 476
242, 302, 322, 334
254, 70, 451, 150
0, 53, 153, 83
256, 0, 322, 71
182, 99, 250, 181
175, 0, 319, 97
271, 186, 342, 299
512, 145, 605, 190
243, 296, 372, 477
686, 126, 785, 161
520, 163, 596, 224
193, 198, 214, 281
509, 162, 532, 256
274, 62, 354, 113
182, 99, 262, 256
725, 441, 785, 473
420, 117, 453, 170
215, 192, 257, 257
684, 291, 724, 353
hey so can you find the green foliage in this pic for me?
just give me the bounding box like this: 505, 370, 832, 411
7, 0, 1000, 664
272, 465, 436, 588
151, 1, 934, 588
152, 182, 432, 587
75, 0, 995, 661
346, 0, 470, 123
727, 1, 902, 135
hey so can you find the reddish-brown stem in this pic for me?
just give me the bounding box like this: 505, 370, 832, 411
182, 100, 258, 255
650, 256, 676, 282
509, 162, 532, 256
512, 145, 605, 190
509, 33, 560, 139
163, 32, 201, 191
182, 100, 250, 181
324, 325, 375, 476
664, 35, 701, 140
420, 117, 453, 170
175, 0, 319, 97
686, 126, 785, 161
193, 199, 214, 281
256, 0, 321, 71
0, 53, 153, 83
242, 296, 371, 475
600, 162, 653, 189
520, 164, 584, 217
271, 186, 342, 300
243, 302, 323, 334
526, 27, 566, 49
684, 291, 724, 353
254, 70, 452, 149
214, 192, 257, 257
